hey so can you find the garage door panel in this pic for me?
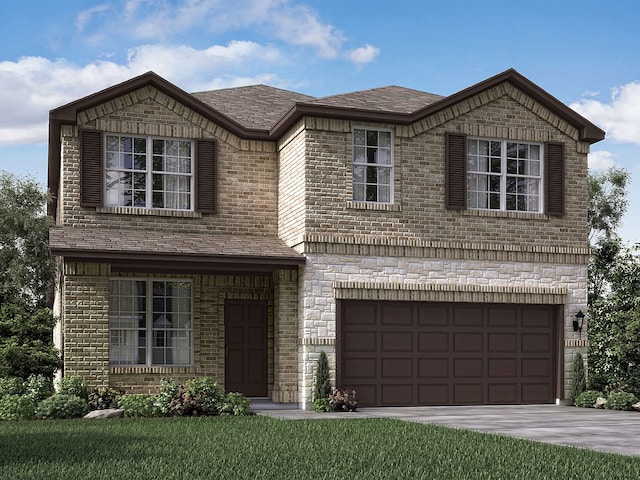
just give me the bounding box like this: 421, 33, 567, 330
488, 333, 517, 352
454, 384, 484, 404
488, 358, 517, 377
419, 358, 449, 377
418, 332, 448, 352
381, 304, 413, 326
382, 358, 413, 378
454, 358, 483, 378
454, 332, 483, 352
343, 358, 376, 379
521, 333, 551, 352
418, 305, 449, 326
381, 332, 413, 352
340, 301, 556, 407
343, 331, 376, 352
419, 384, 450, 404
454, 307, 483, 327
381, 384, 413, 406
488, 384, 518, 404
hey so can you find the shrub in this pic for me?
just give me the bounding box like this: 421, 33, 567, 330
88, 387, 124, 410
36, 394, 89, 419
605, 391, 639, 411
0, 377, 25, 398
117, 394, 160, 417
219, 392, 253, 416
329, 389, 357, 412
574, 390, 605, 408
157, 377, 179, 415
569, 353, 586, 404
25, 374, 53, 402
313, 351, 332, 402
57, 376, 88, 400
0, 394, 36, 420
313, 397, 331, 413
184, 377, 222, 414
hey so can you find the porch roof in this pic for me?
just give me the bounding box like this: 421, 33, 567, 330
49, 227, 305, 275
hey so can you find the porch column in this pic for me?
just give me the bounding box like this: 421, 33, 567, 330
272, 269, 299, 403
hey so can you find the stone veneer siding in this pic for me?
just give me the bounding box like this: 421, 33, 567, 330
61, 262, 299, 399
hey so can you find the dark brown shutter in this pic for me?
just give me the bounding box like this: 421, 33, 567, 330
79, 129, 103, 207
545, 141, 565, 216
445, 132, 467, 210
195, 139, 217, 213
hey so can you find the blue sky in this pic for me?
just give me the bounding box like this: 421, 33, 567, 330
1, 0, 639, 242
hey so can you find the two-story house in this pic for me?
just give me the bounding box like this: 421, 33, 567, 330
48, 69, 604, 407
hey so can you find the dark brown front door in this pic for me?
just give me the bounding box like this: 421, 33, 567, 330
225, 299, 268, 397
338, 300, 557, 407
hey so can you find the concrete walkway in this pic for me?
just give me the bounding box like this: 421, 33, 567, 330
254, 403, 640, 458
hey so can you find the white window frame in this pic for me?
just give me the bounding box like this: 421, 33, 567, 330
352, 126, 394, 204
467, 138, 544, 213
108, 278, 194, 367
104, 135, 195, 211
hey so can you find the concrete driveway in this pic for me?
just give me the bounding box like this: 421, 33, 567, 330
255, 403, 640, 457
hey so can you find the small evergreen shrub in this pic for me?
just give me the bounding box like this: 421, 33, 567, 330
574, 390, 605, 408
0, 377, 25, 398
36, 394, 89, 419
117, 394, 160, 417
57, 376, 88, 400
329, 389, 358, 412
569, 353, 586, 404
219, 392, 253, 416
313, 397, 331, 413
184, 377, 222, 415
88, 387, 124, 410
605, 391, 639, 411
313, 351, 332, 401
25, 374, 53, 403
0, 394, 36, 420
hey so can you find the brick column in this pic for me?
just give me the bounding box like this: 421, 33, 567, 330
62, 262, 111, 389
272, 269, 299, 403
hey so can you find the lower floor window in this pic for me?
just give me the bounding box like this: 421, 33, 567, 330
109, 279, 192, 366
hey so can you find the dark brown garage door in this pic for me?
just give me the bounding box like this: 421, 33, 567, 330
337, 301, 558, 407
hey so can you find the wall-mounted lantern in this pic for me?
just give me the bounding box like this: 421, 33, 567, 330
573, 310, 585, 338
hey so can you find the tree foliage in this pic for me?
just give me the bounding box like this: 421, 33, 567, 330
312, 351, 332, 401
0, 172, 58, 379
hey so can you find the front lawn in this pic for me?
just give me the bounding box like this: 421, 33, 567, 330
0, 416, 637, 479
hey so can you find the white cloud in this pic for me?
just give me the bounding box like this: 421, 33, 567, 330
571, 82, 640, 145
347, 44, 380, 66
588, 150, 616, 170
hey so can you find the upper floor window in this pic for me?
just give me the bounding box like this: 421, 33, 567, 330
467, 138, 543, 213
352, 127, 393, 203
105, 135, 194, 210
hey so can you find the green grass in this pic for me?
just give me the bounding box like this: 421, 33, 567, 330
0, 416, 638, 479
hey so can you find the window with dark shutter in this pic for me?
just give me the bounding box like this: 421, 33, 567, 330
445, 132, 467, 210
545, 141, 565, 216
195, 139, 217, 213
79, 129, 104, 207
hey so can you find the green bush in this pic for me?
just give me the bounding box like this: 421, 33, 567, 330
313, 397, 331, 412
25, 374, 53, 402
157, 377, 179, 415
0, 377, 25, 398
57, 376, 88, 400
184, 377, 222, 414
219, 392, 253, 416
313, 351, 332, 401
605, 391, 639, 411
0, 394, 36, 420
574, 390, 605, 408
36, 394, 89, 419
117, 394, 160, 418
88, 387, 124, 410
569, 353, 586, 404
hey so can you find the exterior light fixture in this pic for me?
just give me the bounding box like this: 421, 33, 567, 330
573, 310, 585, 337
